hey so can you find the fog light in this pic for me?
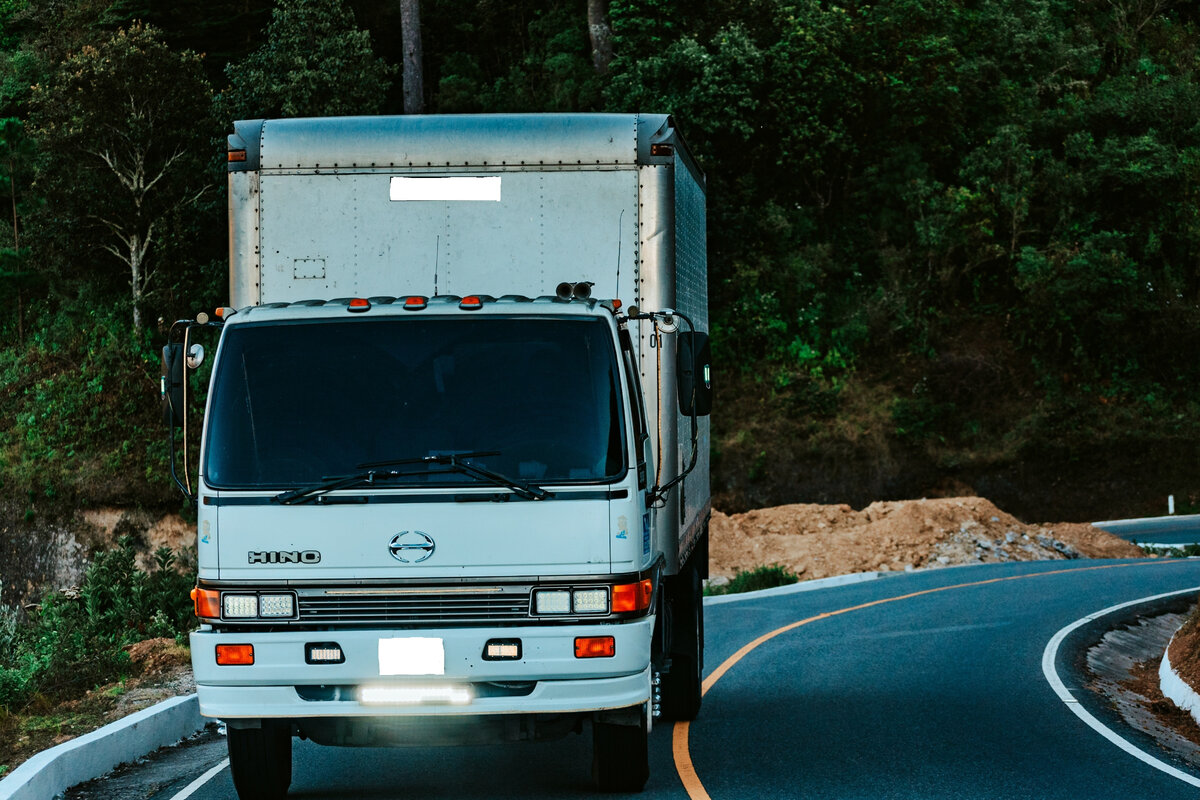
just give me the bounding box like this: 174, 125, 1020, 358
306, 642, 345, 664
223, 594, 258, 619
360, 684, 472, 705
575, 636, 616, 658
572, 588, 608, 614
483, 639, 522, 660
534, 589, 571, 614
259, 594, 295, 618
216, 644, 255, 665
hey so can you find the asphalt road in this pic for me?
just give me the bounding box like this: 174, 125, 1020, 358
83, 558, 1200, 800
1093, 515, 1200, 547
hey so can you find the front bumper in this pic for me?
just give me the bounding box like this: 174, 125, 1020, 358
190, 617, 653, 719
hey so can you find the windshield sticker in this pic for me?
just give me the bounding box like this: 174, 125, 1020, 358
616, 515, 628, 540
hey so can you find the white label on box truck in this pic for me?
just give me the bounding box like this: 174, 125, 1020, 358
389, 176, 501, 202
378, 637, 446, 675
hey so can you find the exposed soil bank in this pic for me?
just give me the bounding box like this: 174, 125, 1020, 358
0, 504, 193, 608
709, 495, 1144, 582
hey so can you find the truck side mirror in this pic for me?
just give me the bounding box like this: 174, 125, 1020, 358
677, 331, 712, 416
161, 343, 184, 428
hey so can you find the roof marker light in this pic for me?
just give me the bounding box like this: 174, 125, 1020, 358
228, 150, 247, 163
348, 298, 371, 313
403, 296, 428, 310
460, 296, 483, 310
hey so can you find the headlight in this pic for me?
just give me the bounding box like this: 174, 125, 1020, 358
222, 594, 259, 618
533, 589, 572, 614
216, 591, 297, 620
572, 588, 609, 614
258, 594, 295, 618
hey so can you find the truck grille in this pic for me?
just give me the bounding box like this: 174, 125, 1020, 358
297, 587, 532, 625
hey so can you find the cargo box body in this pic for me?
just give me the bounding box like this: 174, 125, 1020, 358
226, 113, 709, 569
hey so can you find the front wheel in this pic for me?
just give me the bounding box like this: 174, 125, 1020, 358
228, 720, 292, 800
593, 707, 650, 792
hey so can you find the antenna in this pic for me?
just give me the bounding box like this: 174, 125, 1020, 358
433, 234, 440, 296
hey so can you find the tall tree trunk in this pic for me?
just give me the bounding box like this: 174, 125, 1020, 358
130, 234, 142, 331
400, 0, 424, 114
588, 0, 613, 75
8, 155, 17, 249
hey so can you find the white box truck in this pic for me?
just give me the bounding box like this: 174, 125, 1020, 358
161, 113, 711, 798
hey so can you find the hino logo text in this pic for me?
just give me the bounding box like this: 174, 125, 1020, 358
248, 550, 321, 564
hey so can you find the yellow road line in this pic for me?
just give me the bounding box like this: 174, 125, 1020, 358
673, 560, 1190, 799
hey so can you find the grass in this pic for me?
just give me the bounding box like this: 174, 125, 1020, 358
705, 563, 801, 596
1140, 544, 1200, 559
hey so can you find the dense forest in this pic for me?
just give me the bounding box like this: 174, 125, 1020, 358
2, 0, 1200, 527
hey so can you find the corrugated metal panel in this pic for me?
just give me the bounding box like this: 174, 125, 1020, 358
253, 114, 654, 171
674, 158, 711, 539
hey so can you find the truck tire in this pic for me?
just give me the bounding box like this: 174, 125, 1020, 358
592, 707, 650, 793
661, 562, 704, 721
228, 721, 292, 800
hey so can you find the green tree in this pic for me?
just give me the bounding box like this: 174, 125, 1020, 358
28, 23, 216, 330
217, 0, 395, 121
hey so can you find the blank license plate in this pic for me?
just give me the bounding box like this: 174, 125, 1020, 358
378, 637, 445, 676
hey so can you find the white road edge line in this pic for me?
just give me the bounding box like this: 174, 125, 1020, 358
1041, 585, 1200, 788
168, 758, 229, 800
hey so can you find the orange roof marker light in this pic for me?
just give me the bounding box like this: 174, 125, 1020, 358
227, 149, 247, 163
459, 295, 484, 310
403, 296, 428, 311
348, 298, 371, 313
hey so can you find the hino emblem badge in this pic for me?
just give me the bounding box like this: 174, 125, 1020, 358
389, 531, 436, 563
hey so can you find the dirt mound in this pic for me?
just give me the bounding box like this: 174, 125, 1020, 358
709, 496, 1144, 582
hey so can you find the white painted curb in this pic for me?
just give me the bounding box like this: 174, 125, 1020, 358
1160, 635, 1200, 726
1042, 586, 1200, 788
0, 694, 204, 800
703, 570, 882, 606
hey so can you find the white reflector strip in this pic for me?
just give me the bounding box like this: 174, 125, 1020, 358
360, 684, 472, 706
378, 637, 445, 675
389, 176, 501, 202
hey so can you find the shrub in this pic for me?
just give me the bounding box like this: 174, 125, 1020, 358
707, 563, 800, 596
0, 537, 194, 710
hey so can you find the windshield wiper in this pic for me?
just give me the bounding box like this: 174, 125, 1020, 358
274, 452, 549, 505
273, 469, 413, 505
357, 452, 549, 501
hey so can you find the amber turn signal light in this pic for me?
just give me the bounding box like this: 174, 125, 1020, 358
611, 579, 653, 613
216, 644, 255, 666
192, 587, 221, 619
574, 636, 616, 658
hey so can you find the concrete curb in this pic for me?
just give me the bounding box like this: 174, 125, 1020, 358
1160, 636, 1200, 728
0, 694, 204, 800
703, 570, 882, 606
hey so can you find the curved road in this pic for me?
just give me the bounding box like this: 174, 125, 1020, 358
125, 559, 1200, 799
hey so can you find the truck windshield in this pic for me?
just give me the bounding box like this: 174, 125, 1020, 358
203, 316, 627, 489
